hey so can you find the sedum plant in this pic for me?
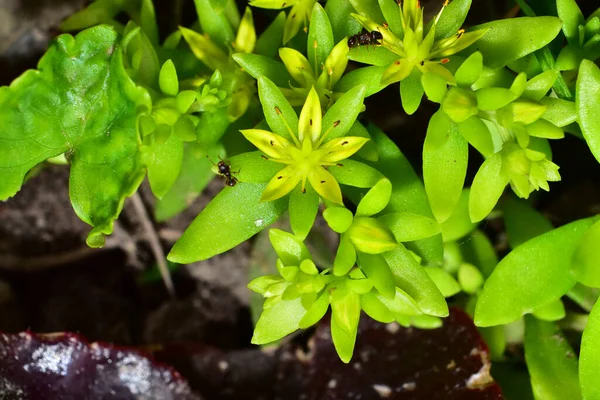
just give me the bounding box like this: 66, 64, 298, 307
2, 0, 600, 397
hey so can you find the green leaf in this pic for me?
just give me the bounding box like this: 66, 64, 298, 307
523, 70, 559, 101
348, 217, 397, 254
0, 26, 151, 247
458, 263, 484, 294
269, 228, 311, 266
143, 133, 184, 199
423, 111, 469, 223
576, 60, 600, 164
324, 207, 354, 233
357, 252, 395, 298
258, 76, 298, 142
255, 11, 286, 58
367, 125, 443, 265
289, 185, 319, 240
581, 298, 600, 399
252, 297, 306, 344
308, 3, 334, 73
347, 46, 399, 67
424, 267, 461, 297
475, 87, 518, 111
228, 151, 284, 183
155, 144, 222, 222
335, 66, 387, 97
232, 53, 292, 87
376, 287, 422, 316
440, 189, 477, 242
524, 316, 581, 400
435, 0, 471, 39
474, 217, 598, 327
378, 0, 402, 37
348, 0, 384, 24
400, 68, 424, 115
557, 0, 584, 46
572, 219, 600, 287
472, 17, 563, 69
501, 196, 553, 249
421, 72, 448, 104
461, 230, 498, 278
299, 291, 330, 328
330, 302, 359, 363
168, 183, 287, 263
355, 178, 392, 217
193, 0, 235, 48
322, 84, 366, 140
158, 60, 179, 96
384, 244, 448, 317
469, 153, 509, 223
540, 97, 576, 128
59, 0, 122, 31
330, 159, 385, 188
333, 234, 357, 276
140, 0, 159, 45
531, 299, 566, 321
325, 0, 362, 43
361, 292, 394, 323
379, 212, 440, 242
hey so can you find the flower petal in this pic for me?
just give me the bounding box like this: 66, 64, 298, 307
279, 47, 315, 86
261, 165, 303, 201
298, 87, 322, 143
307, 166, 343, 204
381, 59, 414, 86
320, 137, 370, 162
241, 129, 294, 159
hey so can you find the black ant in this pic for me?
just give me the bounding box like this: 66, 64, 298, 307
347, 30, 383, 49
207, 156, 239, 187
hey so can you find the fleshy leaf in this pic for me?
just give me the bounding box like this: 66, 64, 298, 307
501, 196, 552, 249
193, 0, 235, 49
307, 3, 334, 73
423, 111, 469, 223
0, 26, 151, 247
469, 153, 509, 223
400, 68, 424, 115
380, 212, 441, 242
424, 267, 461, 297
581, 298, 600, 399
435, 0, 472, 40
367, 125, 443, 265
324, 207, 354, 234
159, 59, 179, 96
143, 133, 184, 199
572, 219, 600, 287
258, 76, 299, 142
440, 189, 477, 242
524, 316, 581, 400
289, 185, 319, 240
333, 234, 357, 276
531, 299, 566, 321
556, 0, 584, 46
472, 17, 563, 69
168, 183, 287, 263
576, 60, 600, 164
330, 299, 359, 363
348, 217, 397, 254
355, 178, 392, 217
384, 244, 448, 317
474, 217, 598, 327
252, 297, 306, 344
322, 84, 366, 140
269, 228, 311, 266
357, 253, 395, 299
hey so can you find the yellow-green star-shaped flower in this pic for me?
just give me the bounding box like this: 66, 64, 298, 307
351, 0, 487, 86
241, 87, 369, 204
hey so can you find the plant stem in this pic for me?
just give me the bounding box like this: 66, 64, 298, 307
130, 192, 176, 297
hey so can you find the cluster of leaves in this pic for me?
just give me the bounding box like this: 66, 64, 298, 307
1, 0, 600, 396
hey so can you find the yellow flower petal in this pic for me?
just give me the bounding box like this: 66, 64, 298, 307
316, 39, 349, 90
307, 166, 343, 204
279, 47, 315, 86
261, 165, 303, 201
319, 137, 370, 163
241, 129, 294, 159
381, 59, 414, 86
298, 87, 322, 144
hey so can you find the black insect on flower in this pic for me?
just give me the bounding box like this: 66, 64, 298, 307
347, 30, 383, 49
